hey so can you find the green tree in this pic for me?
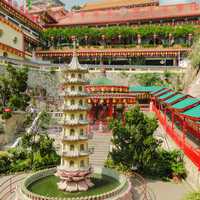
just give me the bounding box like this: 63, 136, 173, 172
0, 64, 30, 112
134, 73, 163, 86
109, 106, 160, 171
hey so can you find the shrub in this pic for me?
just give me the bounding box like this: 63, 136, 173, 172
10, 159, 30, 172
184, 191, 200, 200
0, 151, 11, 173
2, 112, 12, 120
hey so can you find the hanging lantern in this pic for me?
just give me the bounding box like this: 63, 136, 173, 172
106, 99, 110, 104
100, 99, 104, 104
88, 99, 91, 103
113, 99, 116, 103
4, 108, 12, 113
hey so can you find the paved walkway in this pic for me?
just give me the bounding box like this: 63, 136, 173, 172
146, 179, 192, 200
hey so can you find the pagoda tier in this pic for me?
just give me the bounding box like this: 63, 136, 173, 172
56, 52, 93, 192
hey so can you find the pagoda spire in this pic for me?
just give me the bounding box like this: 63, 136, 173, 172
69, 40, 83, 70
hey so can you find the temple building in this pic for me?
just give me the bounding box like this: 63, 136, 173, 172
34, 0, 200, 67
0, 0, 42, 60
0, 0, 200, 67
56, 50, 93, 191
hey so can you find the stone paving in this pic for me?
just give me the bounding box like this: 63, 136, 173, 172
146, 179, 192, 200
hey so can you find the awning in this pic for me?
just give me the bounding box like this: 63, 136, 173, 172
158, 92, 176, 100
172, 98, 199, 110
164, 94, 186, 104
181, 104, 200, 120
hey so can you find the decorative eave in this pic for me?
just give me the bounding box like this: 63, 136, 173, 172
24, 34, 40, 45
36, 48, 190, 58
0, 16, 22, 33
0, 42, 25, 57
0, 0, 43, 32
85, 85, 128, 93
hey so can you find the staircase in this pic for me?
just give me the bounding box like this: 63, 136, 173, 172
89, 132, 112, 167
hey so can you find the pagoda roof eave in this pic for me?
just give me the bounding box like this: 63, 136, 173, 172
0, 1, 43, 32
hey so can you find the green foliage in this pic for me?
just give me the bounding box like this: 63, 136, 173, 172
144, 149, 186, 179
189, 37, 200, 71
2, 112, 12, 120
42, 25, 198, 41
184, 191, 200, 200
0, 111, 60, 174
133, 73, 163, 86
0, 151, 11, 173
0, 64, 30, 119
109, 106, 160, 171
108, 106, 186, 179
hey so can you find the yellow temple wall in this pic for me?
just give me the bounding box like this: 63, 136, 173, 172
0, 49, 23, 60
62, 157, 89, 168
0, 22, 24, 52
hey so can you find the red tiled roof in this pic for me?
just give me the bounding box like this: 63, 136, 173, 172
82, 0, 158, 11
46, 3, 200, 27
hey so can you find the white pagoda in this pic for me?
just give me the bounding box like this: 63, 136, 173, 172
56, 50, 93, 192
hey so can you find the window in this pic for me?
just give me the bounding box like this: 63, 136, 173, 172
71, 114, 75, 120
80, 129, 84, 136
70, 129, 75, 136
80, 144, 84, 151
78, 74, 82, 79
78, 86, 82, 92
79, 100, 83, 106
70, 144, 74, 151
80, 160, 84, 167
69, 160, 74, 167
71, 73, 75, 78
71, 99, 75, 105
79, 114, 83, 120
71, 86, 75, 91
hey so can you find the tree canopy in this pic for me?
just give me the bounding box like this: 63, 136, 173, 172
109, 106, 160, 171
0, 64, 30, 115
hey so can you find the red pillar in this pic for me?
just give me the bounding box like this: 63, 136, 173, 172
182, 119, 186, 150
108, 103, 113, 117
164, 108, 167, 128
172, 112, 174, 130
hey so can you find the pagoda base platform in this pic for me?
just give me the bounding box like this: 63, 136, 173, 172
57, 178, 94, 192
55, 167, 94, 192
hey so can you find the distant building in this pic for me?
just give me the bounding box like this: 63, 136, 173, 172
32, 0, 64, 7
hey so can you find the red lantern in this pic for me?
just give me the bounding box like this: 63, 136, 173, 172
4, 108, 12, 112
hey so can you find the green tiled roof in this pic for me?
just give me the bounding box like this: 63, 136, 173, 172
154, 89, 170, 97
164, 94, 185, 104
172, 98, 199, 109
91, 77, 114, 86
182, 104, 200, 119
129, 86, 163, 92
158, 92, 175, 100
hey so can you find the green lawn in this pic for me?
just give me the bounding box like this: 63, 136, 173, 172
28, 174, 120, 198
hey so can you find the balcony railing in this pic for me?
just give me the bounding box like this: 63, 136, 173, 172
64, 78, 89, 84
62, 135, 88, 141
63, 150, 89, 157
63, 105, 89, 111
62, 119, 89, 125
0, 57, 182, 71
61, 91, 88, 97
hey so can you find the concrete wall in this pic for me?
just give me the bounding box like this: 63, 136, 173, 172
0, 22, 23, 51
